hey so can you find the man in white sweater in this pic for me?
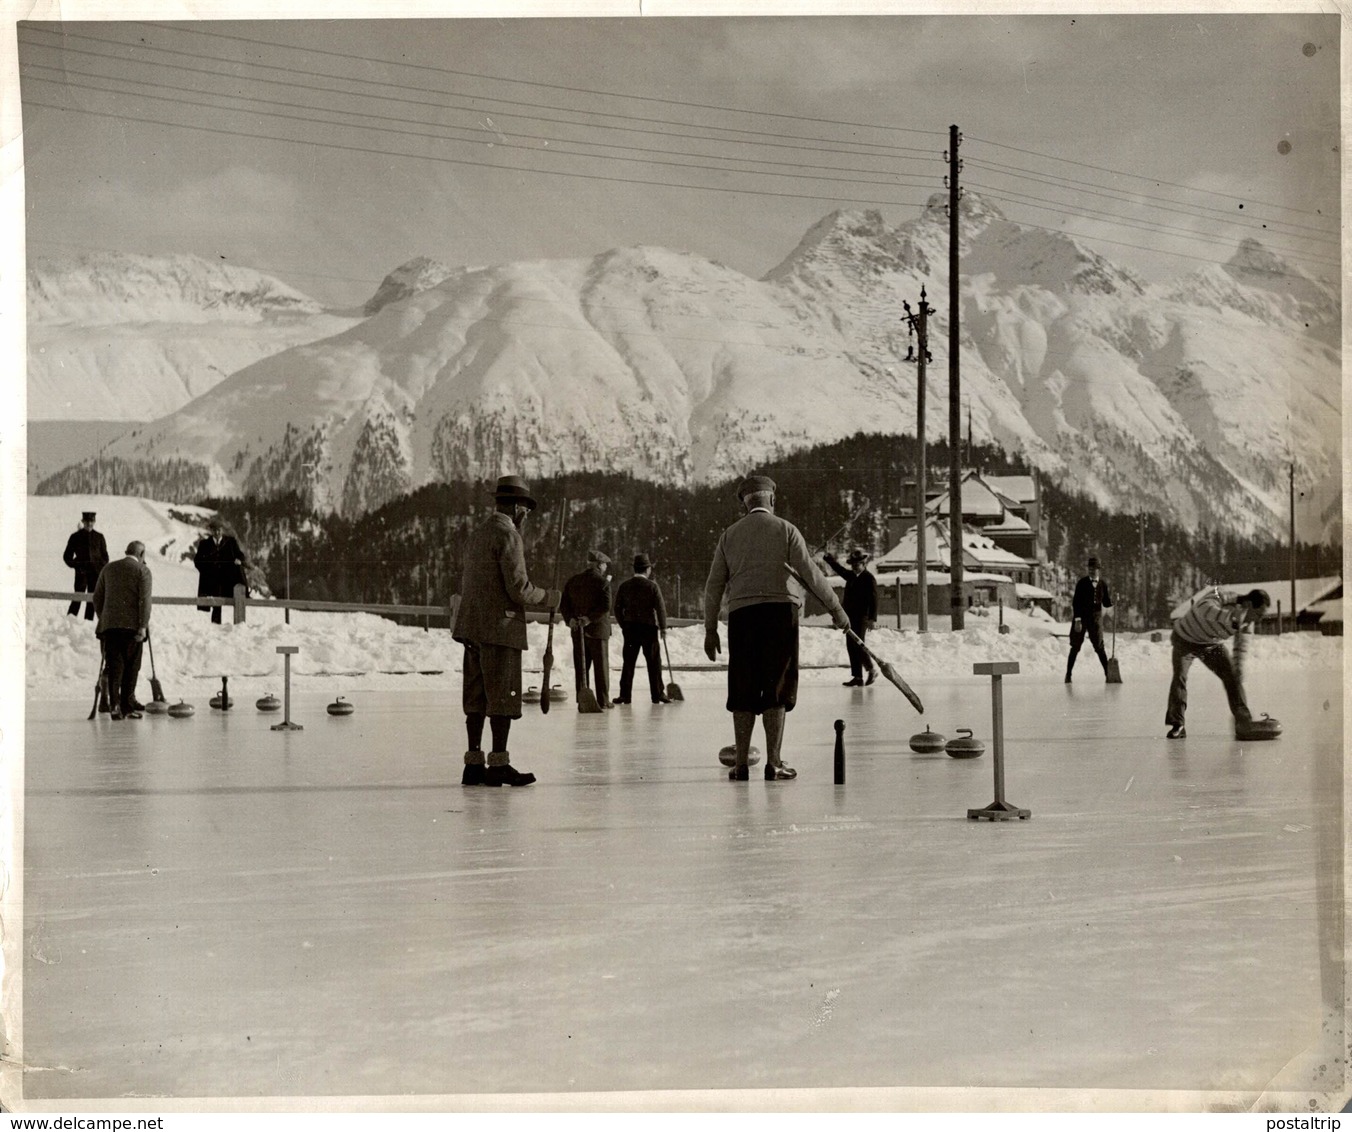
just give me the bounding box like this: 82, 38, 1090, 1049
704, 475, 851, 781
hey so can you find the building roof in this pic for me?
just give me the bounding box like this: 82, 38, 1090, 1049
1015, 582, 1056, 601
1168, 577, 1342, 620
878, 518, 1032, 573
925, 473, 1007, 522
983, 474, 1037, 504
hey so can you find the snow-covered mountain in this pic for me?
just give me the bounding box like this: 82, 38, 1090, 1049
27, 252, 364, 420
31, 199, 1340, 540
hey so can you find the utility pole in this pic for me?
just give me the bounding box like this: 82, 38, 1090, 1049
1290, 461, 1297, 623
946, 124, 965, 630
904, 288, 935, 632
1139, 513, 1146, 628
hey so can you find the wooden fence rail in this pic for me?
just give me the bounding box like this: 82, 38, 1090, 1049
28, 588, 704, 629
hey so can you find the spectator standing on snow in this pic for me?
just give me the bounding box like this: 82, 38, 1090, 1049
1065, 556, 1113, 682
703, 474, 852, 782
613, 552, 671, 705
93, 540, 152, 720
63, 510, 109, 620
1166, 587, 1278, 740
822, 547, 878, 686
194, 518, 249, 625
452, 476, 561, 786
560, 550, 614, 708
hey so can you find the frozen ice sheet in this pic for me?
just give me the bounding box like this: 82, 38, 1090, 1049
16, 667, 1345, 1109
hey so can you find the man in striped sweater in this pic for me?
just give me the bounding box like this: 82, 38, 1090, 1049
1166, 587, 1278, 740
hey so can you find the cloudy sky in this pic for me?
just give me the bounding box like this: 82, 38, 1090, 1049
9, 3, 1341, 308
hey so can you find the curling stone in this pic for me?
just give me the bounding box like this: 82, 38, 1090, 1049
256, 693, 282, 713
548, 685, 568, 703
718, 744, 762, 768
209, 693, 234, 710
522, 686, 542, 704
143, 700, 169, 715
326, 696, 355, 716
167, 700, 195, 718
945, 728, 985, 759
909, 725, 947, 754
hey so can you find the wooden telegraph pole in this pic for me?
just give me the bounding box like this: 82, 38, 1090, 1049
946, 124, 964, 630
903, 289, 936, 632
1290, 462, 1297, 623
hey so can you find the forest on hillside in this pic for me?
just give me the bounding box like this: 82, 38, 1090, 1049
201, 432, 1336, 628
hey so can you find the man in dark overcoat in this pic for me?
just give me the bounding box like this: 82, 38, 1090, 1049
823, 547, 878, 686
452, 476, 560, 787
194, 518, 249, 624
63, 510, 109, 619
560, 549, 614, 708
1065, 555, 1113, 682
613, 552, 671, 705
93, 540, 152, 720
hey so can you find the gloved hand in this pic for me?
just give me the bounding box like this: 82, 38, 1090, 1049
543, 588, 562, 611
704, 628, 721, 662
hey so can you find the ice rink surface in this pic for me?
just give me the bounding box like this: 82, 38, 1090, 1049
16, 665, 1346, 1110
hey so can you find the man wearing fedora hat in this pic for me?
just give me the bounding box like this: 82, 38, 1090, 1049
613, 552, 671, 705
704, 474, 852, 781
63, 510, 109, 619
823, 547, 879, 686
452, 475, 561, 786
561, 549, 615, 708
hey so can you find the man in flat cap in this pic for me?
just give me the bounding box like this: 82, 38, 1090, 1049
452, 475, 561, 786
63, 510, 109, 619
704, 474, 852, 780
822, 547, 878, 686
93, 540, 152, 720
613, 552, 671, 705
561, 548, 614, 708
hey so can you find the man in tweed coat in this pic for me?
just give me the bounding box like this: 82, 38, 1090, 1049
452, 476, 560, 787
93, 540, 152, 720
704, 474, 852, 781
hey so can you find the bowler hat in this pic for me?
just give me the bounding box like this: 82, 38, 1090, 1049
492, 475, 537, 511
846, 548, 870, 564
1087, 556, 1100, 569
736, 474, 776, 500
633, 553, 652, 572
81, 511, 96, 522
587, 549, 611, 566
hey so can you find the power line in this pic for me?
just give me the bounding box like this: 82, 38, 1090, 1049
965, 179, 1339, 273
24, 98, 932, 214
22, 65, 942, 193
20, 26, 940, 162
966, 132, 1334, 222
136, 19, 946, 142
966, 154, 1335, 242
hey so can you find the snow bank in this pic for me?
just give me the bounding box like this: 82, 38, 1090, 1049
22, 596, 1341, 704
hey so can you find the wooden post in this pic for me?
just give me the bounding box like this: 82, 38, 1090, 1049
233, 584, 247, 624
968, 661, 1030, 821
896, 576, 902, 630
272, 646, 302, 731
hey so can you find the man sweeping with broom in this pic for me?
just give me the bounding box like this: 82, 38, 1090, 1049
703, 475, 854, 782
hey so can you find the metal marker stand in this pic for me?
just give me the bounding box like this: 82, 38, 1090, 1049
271, 645, 303, 732
967, 661, 1030, 821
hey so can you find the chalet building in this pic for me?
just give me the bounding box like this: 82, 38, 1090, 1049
885, 469, 1047, 588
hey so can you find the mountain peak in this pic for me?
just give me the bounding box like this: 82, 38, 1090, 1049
364, 257, 462, 315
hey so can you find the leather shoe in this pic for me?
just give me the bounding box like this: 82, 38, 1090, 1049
765, 763, 797, 781
1166, 725, 1185, 739
864, 669, 877, 686
652, 694, 672, 704
110, 711, 124, 721
728, 765, 750, 781
842, 677, 862, 687
485, 763, 536, 787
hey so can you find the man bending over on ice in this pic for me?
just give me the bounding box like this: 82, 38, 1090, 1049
452, 476, 561, 786
704, 474, 852, 781
1166, 587, 1279, 741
